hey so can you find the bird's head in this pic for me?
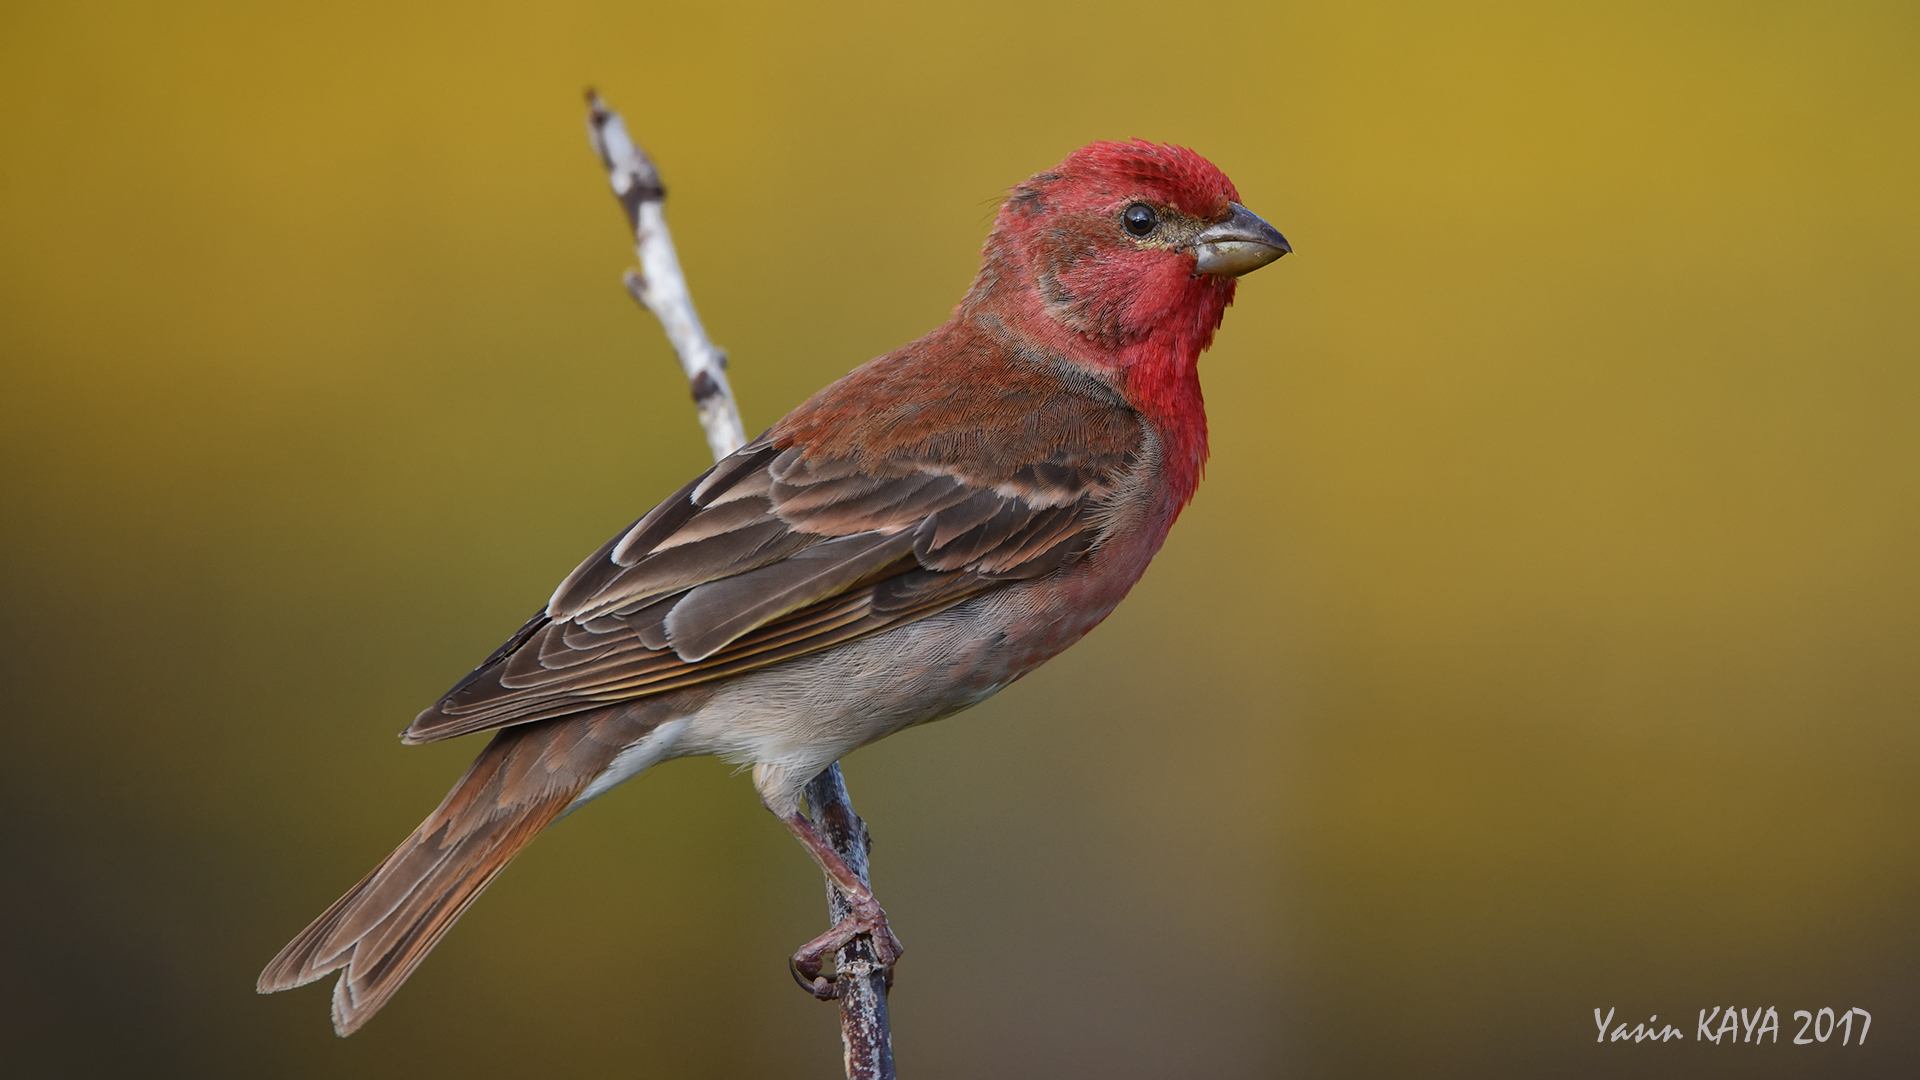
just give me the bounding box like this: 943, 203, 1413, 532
958, 141, 1287, 497
963, 140, 1288, 367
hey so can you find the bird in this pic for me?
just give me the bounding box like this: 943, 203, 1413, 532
257, 138, 1289, 1035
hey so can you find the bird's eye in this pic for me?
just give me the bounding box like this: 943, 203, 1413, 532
1122, 202, 1159, 238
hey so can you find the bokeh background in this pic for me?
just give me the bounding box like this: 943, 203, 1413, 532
2, 1, 1916, 1076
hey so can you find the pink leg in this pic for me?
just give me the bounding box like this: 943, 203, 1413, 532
779, 810, 905, 999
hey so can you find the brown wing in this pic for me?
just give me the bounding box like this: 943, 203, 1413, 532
403, 370, 1143, 744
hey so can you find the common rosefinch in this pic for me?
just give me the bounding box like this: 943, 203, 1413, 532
259, 139, 1289, 1034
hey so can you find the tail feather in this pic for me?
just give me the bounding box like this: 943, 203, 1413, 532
259, 704, 665, 1035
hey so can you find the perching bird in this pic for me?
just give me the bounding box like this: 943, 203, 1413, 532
258, 139, 1289, 1035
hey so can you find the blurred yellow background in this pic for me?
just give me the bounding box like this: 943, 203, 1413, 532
2, 1, 1915, 1076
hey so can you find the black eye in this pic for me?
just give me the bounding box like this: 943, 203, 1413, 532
1122, 202, 1159, 237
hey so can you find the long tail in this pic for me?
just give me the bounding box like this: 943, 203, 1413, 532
258, 705, 664, 1035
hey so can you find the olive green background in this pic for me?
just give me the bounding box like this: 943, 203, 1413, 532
2, 1, 1915, 1077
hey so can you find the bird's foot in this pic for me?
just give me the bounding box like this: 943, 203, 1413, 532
788, 899, 904, 1000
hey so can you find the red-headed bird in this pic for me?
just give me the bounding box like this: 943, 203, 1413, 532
258, 140, 1289, 1034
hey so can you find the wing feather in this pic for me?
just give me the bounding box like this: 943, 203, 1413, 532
402, 368, 1149, 745
663, 531, 919, 662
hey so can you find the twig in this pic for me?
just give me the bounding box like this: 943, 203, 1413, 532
584, 89, 896, 1080
585, 90, 744, 462
806, 764, 896, 1078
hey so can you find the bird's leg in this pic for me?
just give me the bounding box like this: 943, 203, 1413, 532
778, 809, 905, 1000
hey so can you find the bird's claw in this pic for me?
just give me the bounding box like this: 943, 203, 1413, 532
788, 903, 903, 1001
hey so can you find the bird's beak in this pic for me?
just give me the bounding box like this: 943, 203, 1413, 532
1193, 202, 1291, 277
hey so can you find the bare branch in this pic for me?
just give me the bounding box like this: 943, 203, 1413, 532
584, 90, 894, 1080
807, 764, 897, 1079
585, 90, 745, 462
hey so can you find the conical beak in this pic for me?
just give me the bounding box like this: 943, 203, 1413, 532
1193, 202, 1291, 277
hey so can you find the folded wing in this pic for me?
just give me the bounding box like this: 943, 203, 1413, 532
403, 390, 1142, 744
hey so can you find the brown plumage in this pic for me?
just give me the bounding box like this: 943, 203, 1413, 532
404, 354, 1136, 743
259, 702, 672, 1033
259, 139, 1289, 1033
